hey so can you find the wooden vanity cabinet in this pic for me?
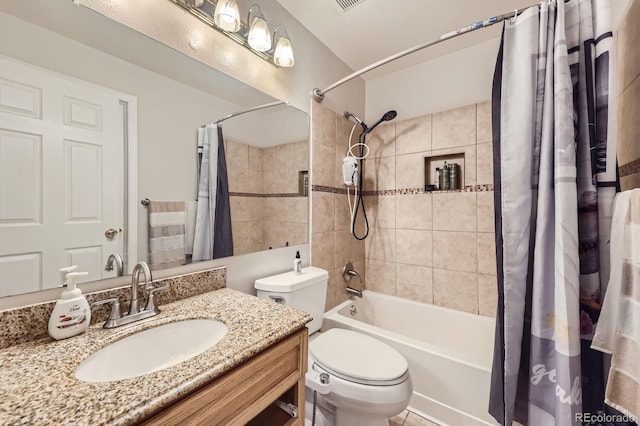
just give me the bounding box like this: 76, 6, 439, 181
141, 328, 308, 426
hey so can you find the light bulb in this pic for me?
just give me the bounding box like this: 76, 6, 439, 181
274, 35, 294, 67
214, 0, 240, 32
248, 17, 271, 51
247, 5, 271, 52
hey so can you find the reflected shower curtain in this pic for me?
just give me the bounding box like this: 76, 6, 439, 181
192, 124, 233, 261
489, 1, 617, 425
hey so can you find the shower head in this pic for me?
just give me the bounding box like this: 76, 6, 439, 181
366, 110, 397, 133
381, 110, 397, 121
344, 111, 367, 130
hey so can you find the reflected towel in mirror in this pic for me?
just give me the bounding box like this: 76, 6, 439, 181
147, 201, 186, 270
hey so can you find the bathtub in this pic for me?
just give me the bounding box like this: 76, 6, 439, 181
322, 291, 498, 426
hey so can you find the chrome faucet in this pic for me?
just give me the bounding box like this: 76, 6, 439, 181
342, 262, 363, 298
104, 253, 124, 276
129, 262, 152, 315
93, 262, 167, 328
346, 287, 363, 298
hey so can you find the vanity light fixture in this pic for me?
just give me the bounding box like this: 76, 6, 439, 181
213, 0, 240, 32
171, 0, 294, 68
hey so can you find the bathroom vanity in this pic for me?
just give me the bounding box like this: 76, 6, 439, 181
0, 288, 311, 425
142, 328, 307, 425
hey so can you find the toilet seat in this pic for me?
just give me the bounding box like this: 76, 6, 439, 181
309, 329, 408, 386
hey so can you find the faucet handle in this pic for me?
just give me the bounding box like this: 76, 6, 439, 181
92, 298, 122, 328
342, 261, 363, 284
144, 286, 168, 313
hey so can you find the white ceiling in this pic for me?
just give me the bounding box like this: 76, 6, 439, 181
275, 0, 632, 80
274, 0, 534, 79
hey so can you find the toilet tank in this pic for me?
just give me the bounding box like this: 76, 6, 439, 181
254, 267, 328, 334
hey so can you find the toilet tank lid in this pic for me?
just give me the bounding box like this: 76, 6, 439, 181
254, 267, 329, 292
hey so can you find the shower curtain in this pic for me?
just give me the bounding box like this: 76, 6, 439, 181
192, 124, 233, 261
489, 1, 617, 425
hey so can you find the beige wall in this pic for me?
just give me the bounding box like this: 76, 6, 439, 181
310, 100, 497, 316
358, 102, 497, 317
227, 139, 309, 255
310, 102, 367, 311
618, 0, 640, 189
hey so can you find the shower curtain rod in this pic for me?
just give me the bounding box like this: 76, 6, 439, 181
214, 100, 288, 125
312, 3, 542, 102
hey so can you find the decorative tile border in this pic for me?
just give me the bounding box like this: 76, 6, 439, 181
311, 185, 348, 195
0, 267, 226, 349
230, 192, 306, 198
312, 184, 494, 196
619, 158, 640, 178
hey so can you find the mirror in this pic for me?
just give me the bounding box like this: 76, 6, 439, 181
0, 0, 309, 298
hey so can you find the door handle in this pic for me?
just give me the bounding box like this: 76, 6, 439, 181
105, 228, 119, 239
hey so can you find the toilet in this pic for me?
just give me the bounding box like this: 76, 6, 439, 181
255, 267, 413, 426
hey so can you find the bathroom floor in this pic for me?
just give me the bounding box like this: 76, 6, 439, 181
390, 410, 439, 426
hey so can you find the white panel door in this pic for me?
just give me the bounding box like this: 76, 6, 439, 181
0, 56, 124, 296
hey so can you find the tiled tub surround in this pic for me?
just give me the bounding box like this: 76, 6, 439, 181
362, 102, 497, 317
310, 102, 367, 311
226, 138, 309, 254
0, 267, 226, 349
309, 101, 497, 316
0, 288, 312, 425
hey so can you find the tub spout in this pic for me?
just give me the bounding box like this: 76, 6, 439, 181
346, 287, 363, 298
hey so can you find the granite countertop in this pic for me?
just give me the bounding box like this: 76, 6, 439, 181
0, 288, 312, 425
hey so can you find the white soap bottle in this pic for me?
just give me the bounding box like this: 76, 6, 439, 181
293, 251, 302, 275
48, 271, 91, 340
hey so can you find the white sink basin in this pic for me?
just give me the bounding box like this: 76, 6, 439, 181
75, 319, 228, 382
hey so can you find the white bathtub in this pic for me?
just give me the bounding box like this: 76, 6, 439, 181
322, 291, 498, 426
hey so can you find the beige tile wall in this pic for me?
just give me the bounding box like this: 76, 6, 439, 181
309, 101, 497, 316
227, 138, 309, 255
362, 102, 498, 317
311, 102, 366, 311
618, 0, 640, 190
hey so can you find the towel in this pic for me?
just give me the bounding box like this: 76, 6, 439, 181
592, 189, 640, 420
147, 201, 186, 270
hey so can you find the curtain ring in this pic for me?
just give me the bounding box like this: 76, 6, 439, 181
510, 9, 519, 24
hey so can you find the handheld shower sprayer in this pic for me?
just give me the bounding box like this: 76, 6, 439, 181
365, 110, 397, 134
342, 109, 398, 241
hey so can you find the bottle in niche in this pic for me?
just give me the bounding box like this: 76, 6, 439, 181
442, 161, 450, 190
434, 168, 440, 190
449, 163, 458, 190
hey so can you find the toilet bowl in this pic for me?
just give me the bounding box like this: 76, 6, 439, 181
307, 328, 412, 426
255, 267, 413, 426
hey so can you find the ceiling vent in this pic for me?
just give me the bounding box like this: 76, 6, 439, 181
335, 0, 367, 11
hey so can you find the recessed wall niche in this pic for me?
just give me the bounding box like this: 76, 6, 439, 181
424, 152, 466, 190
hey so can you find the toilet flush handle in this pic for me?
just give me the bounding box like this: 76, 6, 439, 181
269, 295, 285, 304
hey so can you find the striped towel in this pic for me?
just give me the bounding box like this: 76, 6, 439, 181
147, 201, 186, 270
592, 189, 640, 420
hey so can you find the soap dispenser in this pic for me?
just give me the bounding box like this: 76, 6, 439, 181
293, 251, 302, 275
48, 271, 91, 340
